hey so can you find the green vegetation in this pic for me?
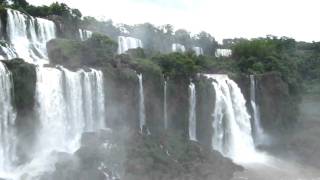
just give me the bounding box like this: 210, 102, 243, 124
7, 0, 82, 20
232, 36, 301, 95
47, 33, 117, 67
2, 58, 36, 110
4, 0, 318, 95
152, 53, 199, 77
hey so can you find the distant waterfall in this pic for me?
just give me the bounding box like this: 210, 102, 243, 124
0, 62, 17, 174
250, 75, 267, 145
35, 67, 106, 153
215, 49, 232, 57
188, 82, 197, 141
118, 36, 143, 54
172, 43, 186, 53
79, 29, 93, 41
192, 47, 204, 56
206, 74, 260, 162
164, 80, 168, 129
6, 9, 56, 64
138, 74, 146, 132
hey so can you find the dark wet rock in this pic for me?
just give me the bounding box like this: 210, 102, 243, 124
257, 72, 300, 132
37, 129, 242, 180
124, 131, 243, 180
2, 59, 37, 164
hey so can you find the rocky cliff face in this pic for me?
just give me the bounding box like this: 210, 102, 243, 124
257, 72, 299, 133
37, 129, 243, 180
235, 72, 300, 135
2, 59, 38, 162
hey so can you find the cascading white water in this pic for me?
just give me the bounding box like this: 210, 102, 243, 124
188, 82, 197, 141
0, 43, 17, 60
250, 75, 268, 145
35, 67, 71, 153
205, 74, 262, 163
79, 29, 93, 41
0, 8, 108, 180
81, 68, 106, 131
192, 47, 204, 56
6, 9, 56, 64
0, 62, 17, 176
138, 74, 146, 132
118, 36, 143, 54
172, 43, 186, 53
35, 67, 106, 154
164, 80, 168, 129
5, 67, 107, 180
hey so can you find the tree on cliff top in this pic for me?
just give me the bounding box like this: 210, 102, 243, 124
232, 36, 301, 94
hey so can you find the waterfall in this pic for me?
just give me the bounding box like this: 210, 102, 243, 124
205, 74, 262, 162
6, 9, 56, 63
35, 67, 72, 153
35, 67, 106, 154
215, 49, 232, 57
164, 80, 168, 129
192, 47, 204, 56
250, 75, 268, 145
172, 43, 186, 53
0, 8, 109, 179
118, 36, 143, 54
0, 43, 17, 60
79, 29, 93, 41
0, 62, 17, 175
188, 82, 197, 141
138, 74, 146, 132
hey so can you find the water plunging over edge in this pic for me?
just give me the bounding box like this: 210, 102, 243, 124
205, 74, 266, 163
138, 73, 146, 132
188, 82, 197, 141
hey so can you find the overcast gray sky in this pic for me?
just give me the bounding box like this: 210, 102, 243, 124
28, 0, 320, 42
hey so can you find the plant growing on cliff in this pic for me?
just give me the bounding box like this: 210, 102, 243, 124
232, 36, 301, 94
152, 53, 199, 78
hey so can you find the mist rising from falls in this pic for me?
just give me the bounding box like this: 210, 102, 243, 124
164, 80, 168, 129
6, 9, 56, 64
118, 36, 143, 54
79, 29, 93, 41
188, 82, 197, 141
206, 74, 262, 163
138, 74, 146, 132
0, 62, 17, 175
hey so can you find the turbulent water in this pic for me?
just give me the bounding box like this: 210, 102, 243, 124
118, 36, 143, 54
0, 62, 17, 176
79, 29, 93, 41
6, 9, 56, 64
172, 43, 186, 53
164, 80, 168, 129
138, 74, 146, 132
188, 82, 197, 141
192, 47, 204, 56
205, 74, 261, 162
